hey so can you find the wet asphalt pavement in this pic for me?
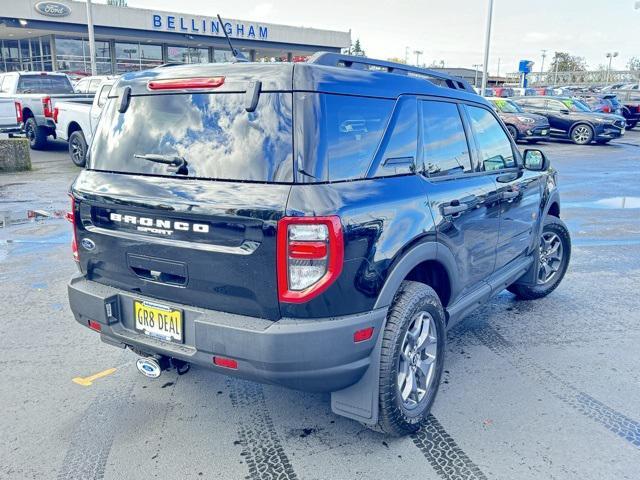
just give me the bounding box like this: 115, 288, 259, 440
1, 132, 639, 480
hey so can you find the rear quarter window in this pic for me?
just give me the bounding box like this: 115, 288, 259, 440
295, 93, 394, 182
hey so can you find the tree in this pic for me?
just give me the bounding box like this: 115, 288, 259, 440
627, 56, 640, 71
548, 52, 586, 72
351, 39, 365, 57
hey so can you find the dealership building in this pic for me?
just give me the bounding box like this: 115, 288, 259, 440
0, 1, 351, 74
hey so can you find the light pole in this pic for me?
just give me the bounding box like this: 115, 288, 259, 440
605, 51, 618, 84
414, 50, 423, 67
553, 51, 560, 85
480, 0, 494, 96
472, 64, 483, 87
540, 49, 547, 74
86, 0, 97, 75
405, 46, 410, 64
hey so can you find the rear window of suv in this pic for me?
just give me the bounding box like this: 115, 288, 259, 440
16, 74, 74, 94
89, 92, 294, 182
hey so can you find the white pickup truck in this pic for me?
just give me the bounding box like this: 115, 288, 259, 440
0, 71, 93, 149
0, 98, 21, 134
54, 80, 115, 167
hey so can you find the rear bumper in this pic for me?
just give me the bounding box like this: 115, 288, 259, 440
68, 275, 386, 392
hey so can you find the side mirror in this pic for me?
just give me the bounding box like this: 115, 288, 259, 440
523, 149, 549, 171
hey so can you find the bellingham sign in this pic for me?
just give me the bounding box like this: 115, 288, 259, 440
152, 14, 268, 40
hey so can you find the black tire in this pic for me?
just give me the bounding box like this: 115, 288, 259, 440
527, 139, 540, 144
506, 125, 519, 141
68, 130, 87, 167
508, 216, 571, 300
570, 123, 594, 145
24, 117, 49, 150
377, 281, 446, 436
626, 121, 637, 130
595, 139, 611, 145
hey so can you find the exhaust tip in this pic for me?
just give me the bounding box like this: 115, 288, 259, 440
136, 357, 162, 378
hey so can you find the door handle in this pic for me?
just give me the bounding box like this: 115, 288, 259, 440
442, 198, 473, 216
502, 190, 520, 200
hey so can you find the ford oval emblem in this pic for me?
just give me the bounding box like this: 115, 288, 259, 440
80, 238, 96, 251
35, 1, 72, 17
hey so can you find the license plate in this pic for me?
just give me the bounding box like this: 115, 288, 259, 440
134, 300, 183, 343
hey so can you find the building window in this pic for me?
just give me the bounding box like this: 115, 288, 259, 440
115, 42, 162, 73
55, 37, 111, 75
1, 40, 21, 72
167, 46, 209, 64
213, 49, 234, 63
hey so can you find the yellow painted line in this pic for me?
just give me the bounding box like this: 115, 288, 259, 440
72, 367, 117, 386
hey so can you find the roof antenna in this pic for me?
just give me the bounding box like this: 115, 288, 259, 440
217, 14, 248, 62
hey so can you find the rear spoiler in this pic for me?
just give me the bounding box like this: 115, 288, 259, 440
308, 52, 476, 94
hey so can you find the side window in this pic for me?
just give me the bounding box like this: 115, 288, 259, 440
370, 96, 418, 178
529, 98, 546, 108
546, 100, 565, 111
466, 105, 516, 171
96, 84, 111, 108
78, 79, 88, 92
323, 95, 394, 181
420, 100, 472, 177
89, 79, 102, 93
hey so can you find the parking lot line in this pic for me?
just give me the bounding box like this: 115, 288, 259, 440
72, 367, 117, 386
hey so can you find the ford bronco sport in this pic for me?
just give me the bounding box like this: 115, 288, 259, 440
68, 53, 570, 436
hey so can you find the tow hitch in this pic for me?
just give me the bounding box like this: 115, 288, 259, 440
135, 356, 190, 378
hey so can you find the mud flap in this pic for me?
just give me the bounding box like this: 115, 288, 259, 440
330, 320, 384, 425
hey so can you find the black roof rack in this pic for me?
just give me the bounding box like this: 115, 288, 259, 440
308, 52, 476, 94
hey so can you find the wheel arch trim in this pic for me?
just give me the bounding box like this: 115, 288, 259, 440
373, 241, 459, 310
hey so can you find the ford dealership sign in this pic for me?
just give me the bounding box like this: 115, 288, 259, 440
35, 1, 71, 17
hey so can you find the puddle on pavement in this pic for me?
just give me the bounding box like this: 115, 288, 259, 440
564, 197, 640, 209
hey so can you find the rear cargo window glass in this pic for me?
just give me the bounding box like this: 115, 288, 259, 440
295, 93, 393, 182
16, 75, 74, 94
89, 92, 293, 182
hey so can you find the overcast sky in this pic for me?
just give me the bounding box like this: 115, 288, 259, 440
128, 0, 639, 74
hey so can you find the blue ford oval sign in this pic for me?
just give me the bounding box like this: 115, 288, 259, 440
80, 238, 96, 251
35, 1, 71, 17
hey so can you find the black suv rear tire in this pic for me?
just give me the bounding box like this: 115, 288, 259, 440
508, 216, 571, 300
377, 281, 445, 436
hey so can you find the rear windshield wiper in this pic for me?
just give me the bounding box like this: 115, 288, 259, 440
134, 153, 189, 175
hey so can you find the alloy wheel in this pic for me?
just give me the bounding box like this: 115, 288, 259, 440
537, 232, 563, 284
397, 311, 438, 410
572, 126, 592, 144
70, 138, 84, 164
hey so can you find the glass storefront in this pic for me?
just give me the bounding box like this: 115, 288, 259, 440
0, 37, 52, 72
115, 42, 163, 73
0, 34, 306, 74
55, 37, 111, 75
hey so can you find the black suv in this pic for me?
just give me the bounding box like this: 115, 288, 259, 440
68, 54, 570, 436
513, 95, 626, 145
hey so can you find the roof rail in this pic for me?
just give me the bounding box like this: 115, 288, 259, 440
307, 52, 476, 94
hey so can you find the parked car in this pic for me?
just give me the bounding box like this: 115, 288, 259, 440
487, 97, 550, 142
492, 87, 514, 98
513, 95, 626, 144
612, 88, 640, 129
67, 54, 570, 436
577, 94, 623, 116
74, 75, 118, 94
533, 87, 554, 96
54, 79, 116, 166
0, 97, 22, 134
0, 71, 93, 149
473, 87, 494, 96
511, 87, 536, 96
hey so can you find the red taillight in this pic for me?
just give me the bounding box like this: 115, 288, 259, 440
213, 356, 238, 369
15, 102, 22, 123
42, 96, 52, 118
147, 77, 225, 90
67, 195, 79, 262
277, 216, 343, 303
53, 107, 59, 123
88, 320, 102, 332
354, 327, 374, 343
